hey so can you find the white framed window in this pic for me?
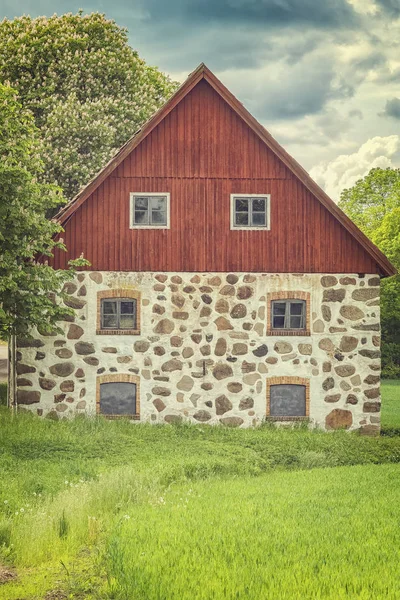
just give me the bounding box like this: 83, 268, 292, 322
230, 194, 270, 230
130, 193, 170, 229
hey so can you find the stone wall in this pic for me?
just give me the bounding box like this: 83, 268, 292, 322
15, 272, 381, 433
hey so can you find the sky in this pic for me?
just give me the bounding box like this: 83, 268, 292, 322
1, 0, 400, 200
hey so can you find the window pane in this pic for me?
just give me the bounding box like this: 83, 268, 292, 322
252, 212, 266, 226
100, 382, 136, 415
120, 301, 134, 314
102, 314, 118, 328
102, 300, 117, 314
290, 316, 303, 329
235, 198, 249, 212
273, 316, 285, 328
134, 210, 148, 224
273, 302, 286, 316
235, 212, 249, 226
151, 210, 167, 224
290, 302, 304, 316
120, 315, 135, 329
150, 196, 166, 210
252, 198, 266, 211
270, 385, 306, 417
134, 197, 148, 209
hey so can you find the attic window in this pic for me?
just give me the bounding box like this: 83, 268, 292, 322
230, 194, 270, 230
130, 193, 170, 229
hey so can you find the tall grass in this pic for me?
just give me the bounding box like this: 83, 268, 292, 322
104, 464, 400, 599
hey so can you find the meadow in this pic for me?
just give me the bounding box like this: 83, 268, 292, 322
0, 381, 399, 599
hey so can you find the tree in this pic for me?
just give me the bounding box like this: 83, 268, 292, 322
0, 13, 179, 199
339, 167, 400, 238
339, 168, 400, 378
0, 83, 89, 407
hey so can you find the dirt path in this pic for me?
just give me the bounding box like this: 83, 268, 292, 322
0, 345, 8, 383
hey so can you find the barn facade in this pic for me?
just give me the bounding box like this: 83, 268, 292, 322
16, 64, 395, 433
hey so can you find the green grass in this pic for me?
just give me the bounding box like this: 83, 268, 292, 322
105, 465, 400, 599
381, 379, 400, 430
0, 381, 399, 598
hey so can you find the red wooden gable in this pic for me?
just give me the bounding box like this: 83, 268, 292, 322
53, 64, 395, 276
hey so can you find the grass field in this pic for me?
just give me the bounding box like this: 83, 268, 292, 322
0, 381, 399, 598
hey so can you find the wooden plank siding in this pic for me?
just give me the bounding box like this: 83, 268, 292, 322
53, 80, 378, 274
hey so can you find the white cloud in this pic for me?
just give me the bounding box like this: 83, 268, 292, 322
309, 135, 400, 200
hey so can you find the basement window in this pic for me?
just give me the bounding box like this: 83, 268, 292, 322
230, 194, 270, 230
99, 381, 139, 419
130, 193, 170, 229
271, 300, 306, 330
269, 384, 307, 417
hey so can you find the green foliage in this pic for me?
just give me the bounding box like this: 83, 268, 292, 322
339, 167, 400, 238
0, 12, 179, 199
339, 167, 400, 377
0, 83, 89, 341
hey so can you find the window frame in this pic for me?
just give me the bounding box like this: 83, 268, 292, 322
129, 192, 170, 229
96, 374, 140, 420
230, 194, 271, 230
100, 297, 137, 331
271, 299, 306, 331
96, 289, 141, 335
266, 291, 310, 336
266, 377, 310, 421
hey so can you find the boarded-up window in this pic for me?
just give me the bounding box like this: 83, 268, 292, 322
270, 384, 306, 417
100, 382, 137, 416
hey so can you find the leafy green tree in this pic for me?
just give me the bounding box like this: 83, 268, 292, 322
0, 82, 88, 346
339, 167, 400, 238
0, 12, 179, 199
339, 168, 400, 378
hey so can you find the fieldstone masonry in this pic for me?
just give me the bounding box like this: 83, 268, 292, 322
15, 272, 381, 433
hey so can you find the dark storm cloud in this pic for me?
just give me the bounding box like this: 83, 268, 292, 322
374, 0, 400, 17
381, 97, 400, 119
136, 0, 358, 29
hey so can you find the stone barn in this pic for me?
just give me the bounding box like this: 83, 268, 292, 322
15, 64, 395, 433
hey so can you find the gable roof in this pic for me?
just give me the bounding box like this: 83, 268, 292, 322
55, 63, 396, 277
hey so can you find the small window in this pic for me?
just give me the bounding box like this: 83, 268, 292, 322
101, 298, 137, 330
231, 194, 270, 229
130, 193, 170, 228
270, 384, 306, 417
271, 300, 306, 330
100, 382, 137, 417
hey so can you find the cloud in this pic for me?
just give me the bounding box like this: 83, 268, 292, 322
309, 135, 400, 200
380, 97, 400, 119
134, 0, 359, 29
374, 0, 400, 17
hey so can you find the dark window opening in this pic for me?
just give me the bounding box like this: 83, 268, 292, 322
272, 299, 306, 330
131, 195, 168, 226
101, 298, 136, 330
100, 382, 137, 416
270, 384, 306, 417
233, 196, 268, 228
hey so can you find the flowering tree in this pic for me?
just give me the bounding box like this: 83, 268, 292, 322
0, 82, 88, 345
0, 13, 179, 199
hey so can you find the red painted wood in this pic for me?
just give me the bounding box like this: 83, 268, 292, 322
54, 80, 379, 274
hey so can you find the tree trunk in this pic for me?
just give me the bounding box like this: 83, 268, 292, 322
7, 335, 16, 411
